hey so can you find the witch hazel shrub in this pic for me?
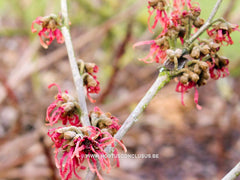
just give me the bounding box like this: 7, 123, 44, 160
31, 0, 239, 179
134, 0, 239, 109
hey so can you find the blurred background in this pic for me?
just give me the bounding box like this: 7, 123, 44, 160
0, 0, 240, 179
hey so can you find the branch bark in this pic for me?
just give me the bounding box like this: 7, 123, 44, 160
61, 0, 90, 127
222, 162, 240, 180
113, 71, 170, 141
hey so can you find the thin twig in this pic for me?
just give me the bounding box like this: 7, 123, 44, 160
39, 135, 58, 180
87, 71, 170, 179
187, 0, 223, 44
112, 71, 170, 142
61, 0, 90, 127
0, 1, 143, 104
222, 162, 240, 180
0, 69, 23, 136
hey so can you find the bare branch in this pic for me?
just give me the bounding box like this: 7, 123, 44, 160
61, 0, 90, 127
113, 71, 170, 141
222, 162, 240, 180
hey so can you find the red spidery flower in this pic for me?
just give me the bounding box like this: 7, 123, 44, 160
208, 57, 229, 80
133, 39, 168, 63
173, 0, 192, 11
32, 15, 64, 49
147, 0, 170, 33
49, 126, 127, 180
46, 83, 82, 126
176, 81, 201, 110
83, 63, 100, 103
86, 75, 100, 103
91, 106, 121, 135
207, 23, 240, 45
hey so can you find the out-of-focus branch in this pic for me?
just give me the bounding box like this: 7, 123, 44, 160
61, 0, 90, 127
39, 135, 58, 180
223, 0, 237, 20
222, 162, 240, 180
98, 21, 133, 103
0, 69, 23, 136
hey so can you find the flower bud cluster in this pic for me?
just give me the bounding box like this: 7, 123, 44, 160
32, 14, 64, 49
89, 107, 121, 136
48, 126, 126, 180
46, 83, 82, 126
77, 60, 100, 103
188, 38, 230, 81
207, 22, 240, 45
135, 0, 239, 108
135, 0, 204, 64
46, 83, 124, 179
179, 61, 209, 87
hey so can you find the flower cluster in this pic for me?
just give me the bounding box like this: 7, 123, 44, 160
45, 83, 124, 179
135, 0, 203, 64
77, 60, 100, 103
135, 0, 239, 108
48, 126, 126, 180
46, 83, 82, 126
175, 60, 209, 109
89, 106, 121, 136
32, 14, 64, 49
207, 22, 240, 45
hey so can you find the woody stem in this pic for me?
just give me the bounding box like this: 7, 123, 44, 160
61, 0, 90, 127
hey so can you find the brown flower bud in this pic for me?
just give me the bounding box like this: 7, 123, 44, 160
191, 7, 201, 17
200, 45, 210, 55
209, 42, 220, 50
97, 118, 112, 129
155, 37, 169, 49
178, 27, 186, 39
64, 131, 77, 140
193, 18, 204, 28
76, 59, 83, 67
156, 1, 166, 11
62, 102, 75, 112
198, 61, 209, 71
219, 56, 229, 66
85, 75, 97, 87
202, 71, 210, 80
180, 73, 189, 84
148, 0, 159, 7
48, 19, 57, 30
166, 49, 175, 58
175, 49, 182, 58
219, 23, 229, 31
85, 63, 96, 74
193, 64, 201, 75
191, 46, 200, 58
189, 72, 199, 83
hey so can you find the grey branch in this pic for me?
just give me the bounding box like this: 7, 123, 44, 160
61, 0, 90, 127
222, 162, 240, 180
114, 71, 170, 141
104, 71, 170, 155
187, 0, 223, 44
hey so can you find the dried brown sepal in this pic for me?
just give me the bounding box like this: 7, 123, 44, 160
193, 18, 204, 28
85, 63, 97, 74
84, 75, 97, 87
